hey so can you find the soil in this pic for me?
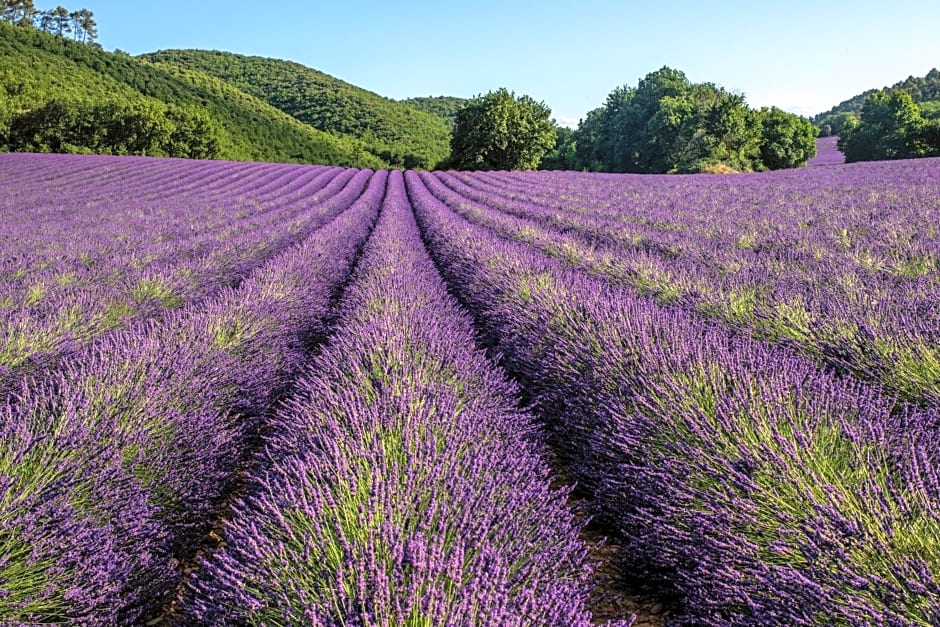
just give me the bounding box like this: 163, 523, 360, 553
580, 517, 672, 626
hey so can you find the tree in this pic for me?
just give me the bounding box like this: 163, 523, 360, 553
575, 67, 771, 173
922, 118, 940, 156
50, 5, 70, 36
815, 111, 857, 137
0, 89, 11, 150
572, 107, 608, 171
448, 88, 557, 170
539, 125, 578, 170
1, 0, 35, 25
165, 104, 221, 159
8, 98, 222, 159
625, 67, 694, 172
69, 8, 95, 43
839, 91, 926, 162
758, 107, 818, 169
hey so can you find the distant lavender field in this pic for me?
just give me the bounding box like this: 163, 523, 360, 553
1, 152, 938, 625
808, 135, 845, 166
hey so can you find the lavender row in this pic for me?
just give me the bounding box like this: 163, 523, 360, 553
453, 164, 939, 330
0, 160, 370, 395
185, 170, 596, 625
451, 164, 939, 316
0, 154, 311, 260
0, 155, 343, 313
0, 156, 344, 304
406, 170, 940, 625
0, 169, 387, 624
808, 136, 846, 166
0, 163, 346, 325
425, 167, 940, 408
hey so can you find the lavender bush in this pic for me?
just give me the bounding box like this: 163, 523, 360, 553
0, 154, 358, 396
407, 167, 940, 624
0, 159, 386, 623
423, 161, 940, 409
186, 170, 594, 625
2, 150, 938, 625
808, 136, 846, 166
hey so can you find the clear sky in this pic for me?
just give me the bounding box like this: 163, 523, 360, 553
85, 0, 940, 127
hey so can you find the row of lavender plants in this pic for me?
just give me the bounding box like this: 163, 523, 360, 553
184, 170, 597, 625
406, 169, 940, 624
0, 155, 370, 395
0, 166, 387, 623
423, 163, 940, 408
0, 154, 303, 278
808, 136, 846, 166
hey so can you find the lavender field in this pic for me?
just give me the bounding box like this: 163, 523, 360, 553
1, 152, 939, 626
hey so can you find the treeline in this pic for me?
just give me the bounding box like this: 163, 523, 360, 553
838, 90, 940, 162
548, 67, 816, 173
143, 50, 454, 169
445, 69, 816, 174
0, 20, 382, 166
4, 98, 221, 158
1, 0, 97, 44
815, 68, 940, 136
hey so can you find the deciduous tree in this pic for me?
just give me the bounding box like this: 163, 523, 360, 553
758, 107, 818, 169
448, 88, 556, 171
839, 91, 927, 162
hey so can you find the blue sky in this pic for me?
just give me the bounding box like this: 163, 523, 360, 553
86, 0, 940, 126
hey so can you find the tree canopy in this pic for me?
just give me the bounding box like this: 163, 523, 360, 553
447, 88, 557, 171
7, 98, 221, 158
814, 68, 940, 135
538, 125, 578, 170
838, 90, 940, 162
759, 106, 818, 170
1, 1, 98, 43
144, 50, 453, 169
569, 67, 816, 173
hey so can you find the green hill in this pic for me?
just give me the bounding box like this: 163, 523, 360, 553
814, 68, 940, 134
0, 21, 384, 167
399, 96, 469, 126
143, 50, 453, 169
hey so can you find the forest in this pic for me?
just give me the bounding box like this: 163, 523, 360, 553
0, 18, 385, 166
142, 50, 454, 169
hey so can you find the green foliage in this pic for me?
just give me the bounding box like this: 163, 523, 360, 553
447, 88, 557, 171
0, 91, 11, 150
7, 97, 221, 158
0, 21, 383, 166
815, 111, 857, 137
814, 68, 940, 131
922, 118, 940, 157
142, 50, 452, 169
399, 96, 469, 125
758, 106, 818, 169
1, 1, 98, 43
573, 67, 775, 173
539, 125, 578, 170
838, 90, 939, 162
572, 107, 607, 171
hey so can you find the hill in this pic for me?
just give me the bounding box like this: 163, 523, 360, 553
143, 50, 453, 169
399, 96, 468, 125
814, 68, 940, 133
0, 21, 384, 167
